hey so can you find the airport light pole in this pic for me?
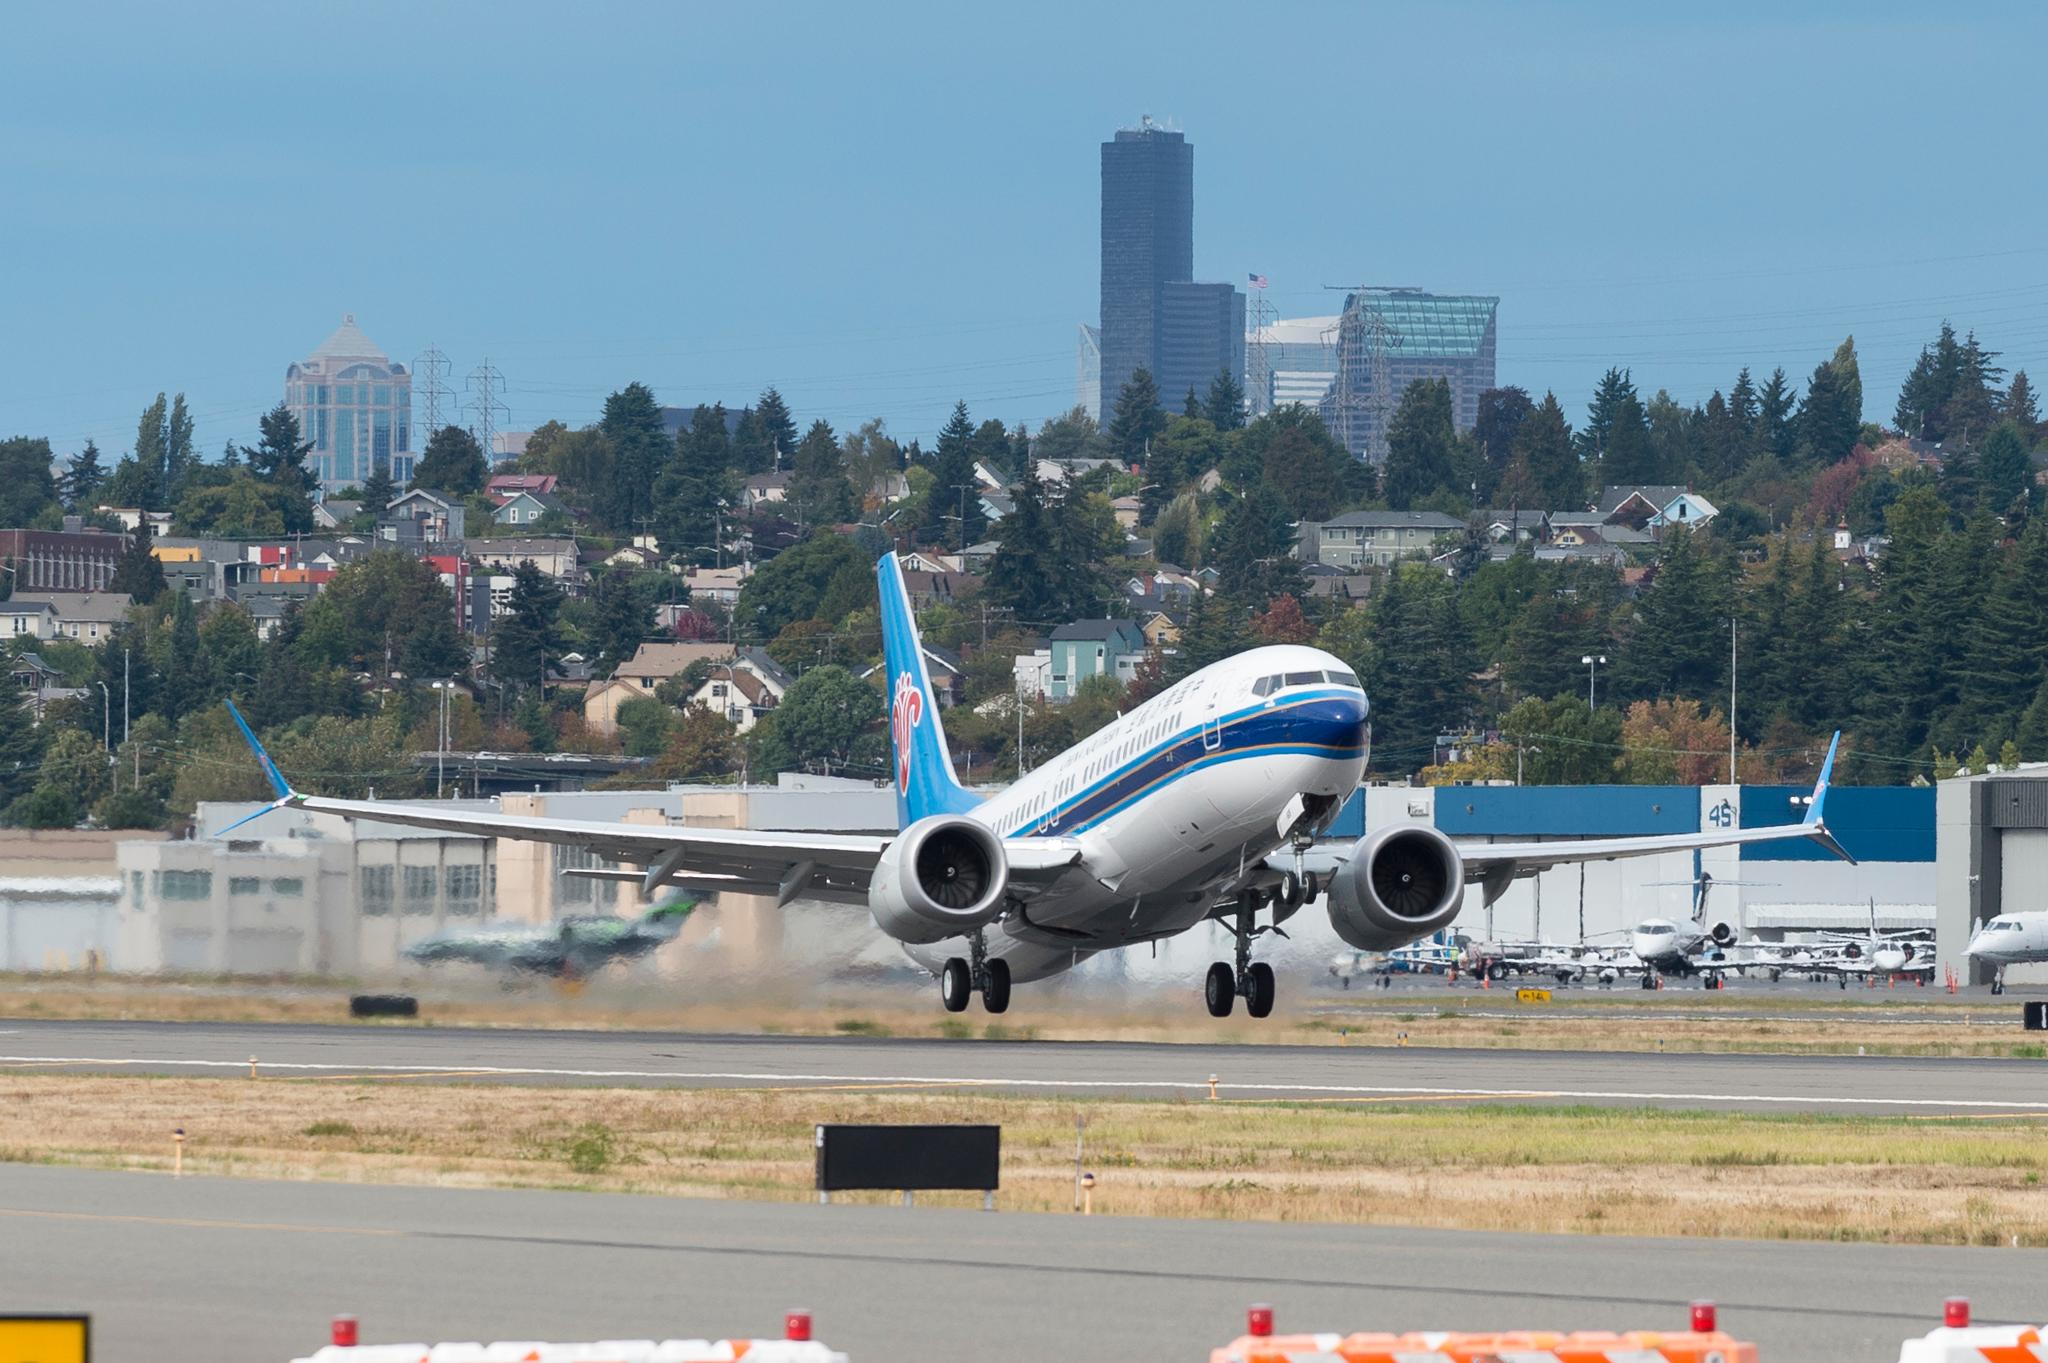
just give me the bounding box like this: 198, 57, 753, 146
1580, 654, 1606, 711
1516, 743, 1541, 786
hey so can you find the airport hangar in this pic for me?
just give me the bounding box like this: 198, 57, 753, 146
63, 771, 2031, 986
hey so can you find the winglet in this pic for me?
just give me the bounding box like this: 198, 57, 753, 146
1802, 731, 1855, 864
1802, 731, 1839, 828
225, 698, 294, 802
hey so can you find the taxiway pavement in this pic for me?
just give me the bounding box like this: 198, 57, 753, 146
1, 1164, 2037, 1362
2, 1018, 2045, 1114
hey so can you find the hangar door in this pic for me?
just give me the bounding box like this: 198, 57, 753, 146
2000, 832, 2048, 915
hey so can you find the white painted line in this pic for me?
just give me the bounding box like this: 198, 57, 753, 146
0, 1054, 2041, 1110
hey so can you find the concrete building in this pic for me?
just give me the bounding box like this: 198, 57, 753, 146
1323, 291, 1499, 460
0, 526, 125, 594
1937, 766, 2048, 985
1300, 510, 1465, 569
286, 315, 413, 494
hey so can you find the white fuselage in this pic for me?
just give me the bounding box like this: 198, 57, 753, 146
905, 644, 1370, 981
1967, 914, 2048, 968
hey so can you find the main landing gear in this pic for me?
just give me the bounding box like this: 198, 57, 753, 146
939, 931, 1011, 1014
1205, 883, 1299, 1019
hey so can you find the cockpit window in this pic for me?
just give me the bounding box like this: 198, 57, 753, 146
1327, 669, 1361, 688
1252, 677, 1275, 698
1283, 671, 1321, 688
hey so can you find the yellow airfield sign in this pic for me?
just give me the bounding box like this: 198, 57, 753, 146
0, 1315, 89, 1363
1515, 987, 1553, 1003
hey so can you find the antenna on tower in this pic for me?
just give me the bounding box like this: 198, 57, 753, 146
466, 359, 508, 462
413, 345, 452, 438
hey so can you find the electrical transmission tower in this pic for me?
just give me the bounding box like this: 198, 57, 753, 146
1324, 287, 1406, 462
466, 359, 508, 461
413, 345, 453, 438
1245, 277, 1275, 418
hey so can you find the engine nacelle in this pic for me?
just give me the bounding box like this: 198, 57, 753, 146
1325, 824, 1467, 952
867, 815, 1009, 945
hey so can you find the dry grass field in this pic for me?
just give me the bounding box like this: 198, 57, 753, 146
2, 974, 2039, 1058
3, 1074, 2044, 1247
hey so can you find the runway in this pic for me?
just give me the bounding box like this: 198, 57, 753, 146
3, 1018, 2046, 1114
1, 1164, 2037, 1362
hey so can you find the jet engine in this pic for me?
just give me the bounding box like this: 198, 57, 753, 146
867, 815, 1010, 945
1324, 824, 1467, 952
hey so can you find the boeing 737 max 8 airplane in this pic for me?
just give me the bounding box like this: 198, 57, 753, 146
225, 552, 1851, 1017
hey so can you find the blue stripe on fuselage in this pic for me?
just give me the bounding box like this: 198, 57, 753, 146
1013, 688, 1367, 837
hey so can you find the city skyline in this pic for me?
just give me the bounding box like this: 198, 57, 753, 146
6, 4, 2046, 464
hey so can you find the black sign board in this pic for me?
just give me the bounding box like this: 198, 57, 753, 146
814, 1124, 1000, 1193
2025, 1001, 2047, 1031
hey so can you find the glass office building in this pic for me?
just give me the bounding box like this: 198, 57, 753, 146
286, 315, 413, 494
1321, 291, 1498, 461
1099, 122, 1193, 416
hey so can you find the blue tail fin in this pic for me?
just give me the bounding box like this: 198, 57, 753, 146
877, 552, 976, 828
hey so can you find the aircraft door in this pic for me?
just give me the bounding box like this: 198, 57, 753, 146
1197, 677, 1223, 752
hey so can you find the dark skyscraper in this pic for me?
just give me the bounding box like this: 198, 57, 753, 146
1099, 122, 1194, 417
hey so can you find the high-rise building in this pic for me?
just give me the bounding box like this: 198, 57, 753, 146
1098, 121, 1193, 416
1075, 325, 1101, 422
286, 315, 414, 494
1157, 282, 1245, 412
1248, 315, 1341, 415
1322, 291, 1498, 461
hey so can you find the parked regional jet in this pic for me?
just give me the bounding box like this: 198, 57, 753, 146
222, 553, 1852, 1017
1966, 912, 2048, 993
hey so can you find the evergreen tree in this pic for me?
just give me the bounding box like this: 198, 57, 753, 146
1364, 563, 1475, 770
588, 567, 654, 671
1473, 386, 1534, 503
1855, 485, 1952, 760
0, 437, 61, 528
1106, 368, 1167, 464
165, 393, 196, 495
1256, 409, 1351, 521
59, 440, 106, 511
489, 560, 566, 695
1778, 535, 1847, 732
1210, 483, 1302, 606
1514, 392, 1583, 510
1728, 367, 1760, 432
240, 403, 316, 509
787, 418, 855, 526
729, 407, 770, 476
1616, 526, 1731, 701
359, 455, 397, 514
157, 589, 207, 723
411, 425, 488, 496
1500, 588, 1582, 702
1977, 421, 2033, 520
0, 683, 45, 810
1756, 367, 1796, 460
921, 401, 984, 549
983, 465, 1057, 623
1574, 368, 1638, 465
1382, 378, 1457, 510
2016, 678, 2048, 761
108, 515, 166, 605
1167, 587, 1253, 683
598, 382, 668, 530
753, 387, 799, 471
1204, 370, 1246, 431
2001, 371, 2040, 440
1598, 388, 1655, 486
1183, 387, 1203, 419
1797, 343, 1861, 467
653, 405, 735, 565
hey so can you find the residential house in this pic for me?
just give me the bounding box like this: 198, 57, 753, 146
1548, 513, 1652, 550
1138, 610, 1185, 648
897, 551, 959, 575
741, 471, 791, 511
900, 568, 980, 610
960, 541, 1001, 573
1479, 509, 1549, 544
8, 652, 84, 720
1301, 511, 1464, 569
688, 664, 778, 732
471, 537, 580, 581
977, 490, 1015, 525
1047, 619, 1147, 700
1300, 563, 1373, 602
1013, 648, 1052, 700
486, 473, 559, 500
1110, 494, 1144, 529
95, 508, 173, 535
583, 641, 736, 733
1596, 485, 1692, 529
380, 489, 465, 545
680, 563, 749, 607
1649, 491, 1718, 530
490, 489, 567, 528
867, 470, 911, 505
7, 592, 132, 644
312, 499, 362, 530
601, 544, 663, 571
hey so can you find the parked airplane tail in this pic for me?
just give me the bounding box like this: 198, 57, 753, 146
877, 551, 977, 829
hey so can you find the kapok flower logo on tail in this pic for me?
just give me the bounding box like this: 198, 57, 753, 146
891, 670, 924, 790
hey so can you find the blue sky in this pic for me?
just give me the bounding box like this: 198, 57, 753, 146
5, 2, 2045, 463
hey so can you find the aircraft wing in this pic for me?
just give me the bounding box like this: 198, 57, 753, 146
1454, 733, 1852, 877
222, 702, 1083, 906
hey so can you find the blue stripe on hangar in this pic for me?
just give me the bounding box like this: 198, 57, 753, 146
1434, 787, 1702, 837
1738, 785, 1934, 862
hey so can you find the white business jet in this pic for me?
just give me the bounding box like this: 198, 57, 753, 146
223, 553, 1851, 1018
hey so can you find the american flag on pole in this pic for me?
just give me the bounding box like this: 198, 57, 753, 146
1248, 273, 1269, 289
